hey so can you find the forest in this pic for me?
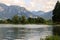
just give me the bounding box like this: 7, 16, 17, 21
0, 15, 52, 24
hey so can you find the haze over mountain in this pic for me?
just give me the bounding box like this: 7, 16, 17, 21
0, 3, 52, 20
31, 11, 53, 20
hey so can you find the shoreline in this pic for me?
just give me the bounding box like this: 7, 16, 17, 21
0, 24, 52, 28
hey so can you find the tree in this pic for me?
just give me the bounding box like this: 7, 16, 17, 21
52, 1, 60, 36
28, 17, 45, 24
0, 20, 3, 23
52, 1, 60, 24
12, 15, 20, 24
28, 18, 35, 24
20, 15, 27, 24
45, 36, 60, 40
6, 19, 12, 23
37, 17, 45, 24
45, 19, 52, 24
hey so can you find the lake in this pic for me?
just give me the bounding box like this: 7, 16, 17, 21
0, 24, 52, 40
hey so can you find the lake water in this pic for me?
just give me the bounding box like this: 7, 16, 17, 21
0, 24, 52, 40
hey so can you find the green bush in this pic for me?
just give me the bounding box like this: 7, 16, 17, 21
45, 35, 60, 40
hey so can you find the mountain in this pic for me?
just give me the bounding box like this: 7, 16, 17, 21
43, 11, 53, 20
9, 5, 33, 17
32, 11, 45, 16
0, 3, 53, 20
0, 3, 33, 19
32, 11, 53, 20
0, 3, 9, 19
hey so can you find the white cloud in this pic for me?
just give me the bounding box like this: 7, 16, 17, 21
0, 0, 58, 12
0, 0, 25, 6
28, 0, 57, 12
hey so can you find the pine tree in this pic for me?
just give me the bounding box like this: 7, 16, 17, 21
52, 1, 60, 24
53, 1, 60, 36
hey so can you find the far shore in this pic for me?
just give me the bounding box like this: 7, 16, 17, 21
0, 24, 52, 28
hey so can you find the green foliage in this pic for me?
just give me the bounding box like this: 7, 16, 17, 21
53, 26, 60, 35
52, 1, 60, 36
12, 15, 20, 24
27, 17, 46, 24
45, 19, 53, 25
52, 1, 60, 24
6, 19, 12, 23
0, 15, 51, 24
37, 17, 45, 24
0, 20, 4, 23
28, 18, 37, 24
20, 15, 27, 24
45, 35, 60, 40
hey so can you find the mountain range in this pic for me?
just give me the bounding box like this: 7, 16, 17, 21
0, 3, 53, 20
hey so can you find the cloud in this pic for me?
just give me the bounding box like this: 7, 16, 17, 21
28, 0, 57, 12
0, 0, 25, 6
0, 0, 57, 12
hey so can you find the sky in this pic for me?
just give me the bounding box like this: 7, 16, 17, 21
0, 0, 58, 12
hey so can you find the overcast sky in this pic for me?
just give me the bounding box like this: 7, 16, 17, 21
0, 0, 58, 12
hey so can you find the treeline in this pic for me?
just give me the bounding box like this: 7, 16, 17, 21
0, 15, 48, 24
0, 15, 52, 24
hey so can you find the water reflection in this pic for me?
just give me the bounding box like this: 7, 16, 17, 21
0, 25, 52, 40
53, 25, 60, 35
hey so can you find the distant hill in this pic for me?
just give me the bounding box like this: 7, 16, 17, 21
0, 3, 53, 20
32, 11, 53, 20
0, 3, 33, 18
